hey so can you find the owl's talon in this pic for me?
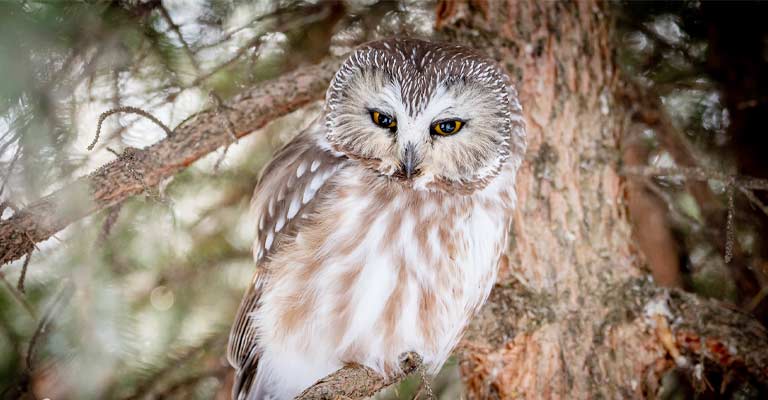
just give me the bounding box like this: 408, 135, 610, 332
397, 351, 423, 372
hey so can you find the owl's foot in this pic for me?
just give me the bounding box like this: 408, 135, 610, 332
396, 351, 423, 372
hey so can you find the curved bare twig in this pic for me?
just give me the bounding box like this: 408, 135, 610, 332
89, 106, 174, 151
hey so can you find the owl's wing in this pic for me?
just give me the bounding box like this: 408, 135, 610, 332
227, 119, 346, 399
249, 126, 345, 263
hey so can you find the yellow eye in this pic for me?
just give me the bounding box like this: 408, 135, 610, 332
370, 110, 397, 131
431, 119, 464, 136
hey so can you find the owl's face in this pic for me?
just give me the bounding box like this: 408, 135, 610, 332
325, 39, 524, 193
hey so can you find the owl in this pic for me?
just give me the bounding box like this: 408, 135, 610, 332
227, 38, 526, 399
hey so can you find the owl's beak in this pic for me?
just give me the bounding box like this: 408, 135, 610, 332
402, 142, 418, 179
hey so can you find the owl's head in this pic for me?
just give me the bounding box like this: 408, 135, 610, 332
324, 38, 525, 193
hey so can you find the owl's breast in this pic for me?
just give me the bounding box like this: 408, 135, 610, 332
254, 166, 512, 393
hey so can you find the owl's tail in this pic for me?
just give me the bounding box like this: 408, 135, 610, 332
232, 348, 271, 400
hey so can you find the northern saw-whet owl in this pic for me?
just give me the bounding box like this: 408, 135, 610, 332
227, 38, 526, 399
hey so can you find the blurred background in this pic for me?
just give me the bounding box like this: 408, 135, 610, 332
0, 1, 767, 399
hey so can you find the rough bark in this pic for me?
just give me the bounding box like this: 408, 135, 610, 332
0, 58, 341, 267
435, 1, 768, 398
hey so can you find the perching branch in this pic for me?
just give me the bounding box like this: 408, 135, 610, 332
0, 57, 342, 267
296, 352, 423, 400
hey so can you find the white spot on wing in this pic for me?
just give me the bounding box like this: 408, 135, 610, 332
302, 171, 328, 204
310, 160, 321, 172
303, 185, 316, 204
296, 161, 307, 178
309, 173, 324, 191
287, 196, 301, 219
265, 231, 274, 250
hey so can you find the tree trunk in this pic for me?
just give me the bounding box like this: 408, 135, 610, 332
436, 1, 768, 398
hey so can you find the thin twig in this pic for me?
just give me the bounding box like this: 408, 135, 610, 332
622, 165, 768, 191
642, 176, 703, 229
739, 187, 768, 218
188, 1, 329, 53
16, 252, 31, 293
414, 366, 435, 400
0, 146, 21, 198
89, 106, 173, 151
98, 202, 124, 245
112, 69, 121, 109
157, 2, 201, 74
747, 286, 768, 313
190, 35, 263, 87
184, 0, 337, 88
210, 91, 238, 170
725, 183, 735, 263
92, 97, 169, 156
26, 281, 74, 372
0, 270, 35, 317
191, 9, 277, 53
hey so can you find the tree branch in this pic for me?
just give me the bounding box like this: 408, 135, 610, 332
296, 352, 423, 400
0, 58, 342, 266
